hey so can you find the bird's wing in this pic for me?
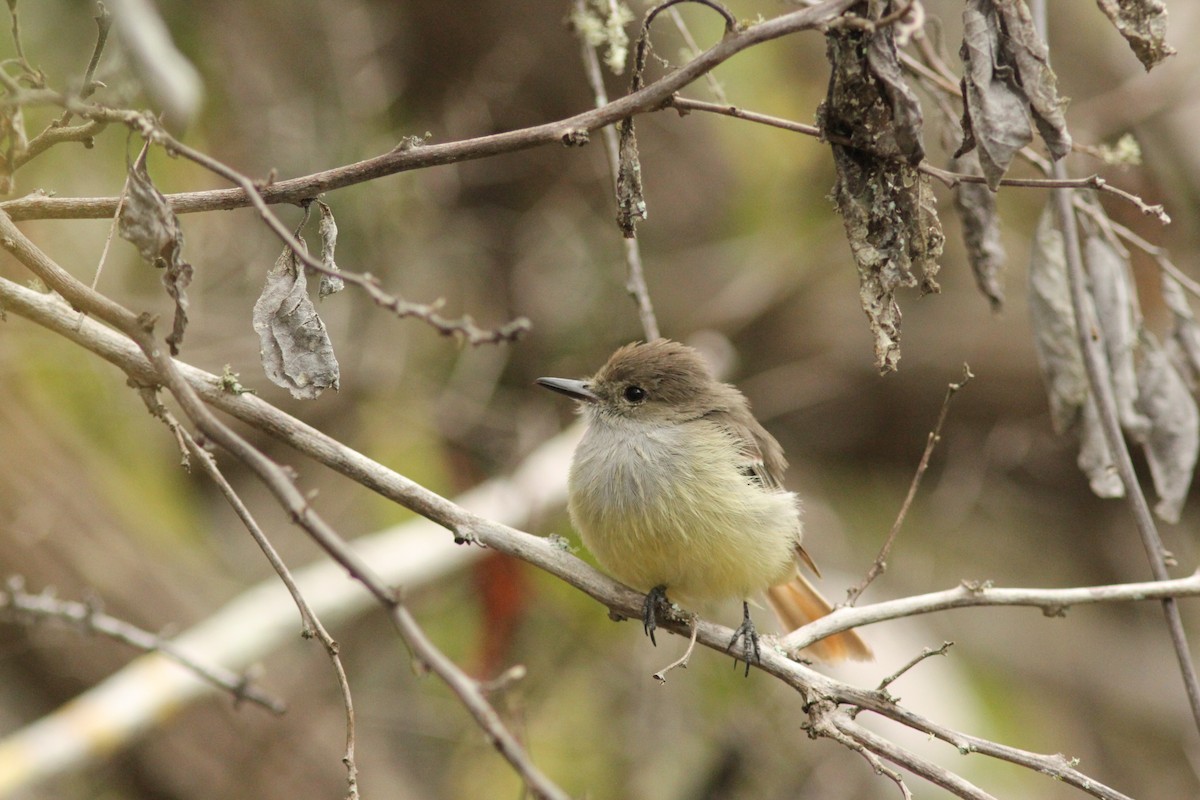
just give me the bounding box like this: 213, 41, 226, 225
704, 406, 788, 489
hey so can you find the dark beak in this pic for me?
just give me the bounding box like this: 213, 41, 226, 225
536, 377, 598, 403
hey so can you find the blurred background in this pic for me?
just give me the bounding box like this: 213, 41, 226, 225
1, 0, 1199, 797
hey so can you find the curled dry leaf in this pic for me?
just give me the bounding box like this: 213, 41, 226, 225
252, 239, 340, 400
119, 152, 191, 355
1136, 333, 1199, 523
1028, 204, 1122, 496
316, 201, 345, 300
949, 147, 1006, 310
1095, 0, 1175, 71
1082, 216, 1150, 439
958, 0, 1072, 189
615, 117, 645, 238
822, 17, 942, 374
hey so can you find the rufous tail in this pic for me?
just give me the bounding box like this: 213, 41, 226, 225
765, 573, 872, 662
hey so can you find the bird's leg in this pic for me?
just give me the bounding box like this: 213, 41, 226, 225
727, 601, 761, 677
642, 585, 670, 646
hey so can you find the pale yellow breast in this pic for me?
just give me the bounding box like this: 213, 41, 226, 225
567, 415, 801, 604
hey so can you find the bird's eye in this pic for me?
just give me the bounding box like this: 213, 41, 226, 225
623, 385, 647, 403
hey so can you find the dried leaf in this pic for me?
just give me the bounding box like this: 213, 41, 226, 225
958, 0, 1034, 188
252, 240, 340, 400
1095, 0, 1175, 71
1029, 203, 1131, 498
1162, 276, 1200, 388
995, 0, 1072, 161
864, 21, 924, 164
615, 117, 645, 238
1082, 219, 1149, 438
958, 0, 1072, 188
1079, 395, 1125, 498
822, 20, 943, 374
317, 200, 344, 300
1136, 333, 1199, 523
1029, 204, 1088, 434
119, 152, 191, 355
949, 148, 1006, 310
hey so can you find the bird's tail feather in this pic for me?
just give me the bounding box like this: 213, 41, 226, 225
765, 574, 872, 662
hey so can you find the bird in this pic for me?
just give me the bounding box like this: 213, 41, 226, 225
537, 338, 871, 670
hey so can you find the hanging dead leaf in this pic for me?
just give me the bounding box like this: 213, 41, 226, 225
1162, 275, 1200, 388
1136, 332, 1199, 523
1028, 204, 1126, 496
317, 200, 345, 300
1095, 0, 1175, 71
1082, 216, 1149, 438
958, 0, 1072, 188
822, 17, 942, 374
995, 0, 1072, 161
950, 148, 1006, 310
615, 117, 646, 238
119, 151, 191, 355
252, 239, 340, 400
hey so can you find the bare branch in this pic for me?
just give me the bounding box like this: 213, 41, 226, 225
0, 575, 285, 714
785, 571, 1200, 653
177, 429, 361, 800
844, 364, 972, 605
0, 0, 860, 222
668, 96, 1170, 223
1, 272, 1172, 800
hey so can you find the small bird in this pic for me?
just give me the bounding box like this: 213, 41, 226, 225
538, 339, 871, 669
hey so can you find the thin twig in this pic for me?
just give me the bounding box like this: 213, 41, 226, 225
844, 364, 972, 605
1051, 174, 1200, 735
806, 703, 917, 800
876, 641, 953, 696
389, 603, 571, 800
577, 0, 661, 341
668, 96, 1170, 223
0, 0, 862, 223
0, 212, 566, 800
828, 713, 997, 800
784, 570, 1200, 653
652, 613, 699, 683
0, 576, 286, 714
176, 426, 361, 800
1, 273, 1174, 800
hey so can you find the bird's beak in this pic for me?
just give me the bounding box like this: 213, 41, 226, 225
536, 377, 598, 403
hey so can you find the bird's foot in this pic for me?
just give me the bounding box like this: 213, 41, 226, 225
642, 585, 670, 646
726, 601, 761, 677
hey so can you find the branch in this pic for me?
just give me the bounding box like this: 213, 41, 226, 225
844, 364, 972, 604
0, 216, 567, 800
667, 96, 1171, 223
176, 427, 360, 799
0, 274, 1166, 800
0, 575, 285, 714
0, 0, 861, 222
784, 571, 1200, 653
